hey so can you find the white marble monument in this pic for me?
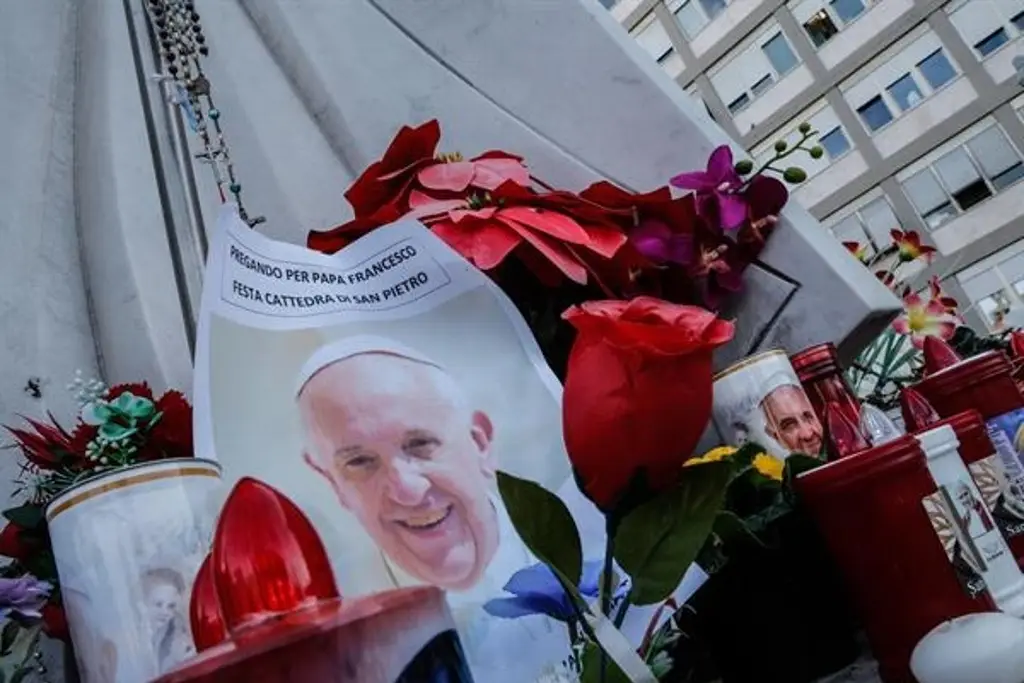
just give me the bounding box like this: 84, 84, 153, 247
1, 0, 898, 678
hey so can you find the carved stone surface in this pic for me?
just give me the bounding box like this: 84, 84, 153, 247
2, 2, 901, 677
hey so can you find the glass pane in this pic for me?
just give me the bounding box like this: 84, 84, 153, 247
1015, 279, 1024, 297
820, 127, 851, 158
599, 0, 618, 7
1000, 252, 1024, 283
992, 163, 1024, 191
923, 203, 958, 229
975, 29, 1009, 57
830, 0, 866, 23
966, 126, 1021, 179
857, 96, 893, 131
804, 11, 839, 47
934, 147, 982, 194
762, 33, 799, 75
674, 0, 709, 39
917, 50, 957, 89
831, 215, 873, 251
1013, 11, 1024, 31
951, 179, 992, 211
750, 73, 774, 96
903, 169, 949, 214
887, 74, 924, 111
728, 93, 751, 113
859, 198, 899, 246
699, 0, 727, 20
634, 16, 674, 61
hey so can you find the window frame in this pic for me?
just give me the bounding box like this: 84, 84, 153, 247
715, 27, 803, 116
851, 46, 960, 134
900, 124, 1024, 230
800, 0, 876, 49
819, 126, 852, 160
631, 12, 676, 64
825, 195, 901, 255
951, 0, 1024, 60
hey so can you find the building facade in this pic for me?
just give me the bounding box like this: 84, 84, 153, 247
608, 0, 1024, 332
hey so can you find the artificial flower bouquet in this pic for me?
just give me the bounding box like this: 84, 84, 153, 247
305, 120, 823, 681
0, 375, 194, 678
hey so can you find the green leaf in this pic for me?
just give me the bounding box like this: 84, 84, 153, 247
580, 642, 633, 683
613, 462, 731, 605
2, 505, 43, 531
497, 471, 583, 586
713, 510, 763, 548
0, 622, 17, 656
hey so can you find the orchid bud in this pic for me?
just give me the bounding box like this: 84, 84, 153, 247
809, 146, 824, 159
923, 336, 961, 376
783, 167, 807, 184
774, 139, 788, 152
798, 121, 812, 134
734, 159, 754, 175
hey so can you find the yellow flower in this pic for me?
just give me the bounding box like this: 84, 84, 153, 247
752, 453, 784, 481
685, 446, 737, 467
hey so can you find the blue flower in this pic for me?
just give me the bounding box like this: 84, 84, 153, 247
483, 560, 627, 622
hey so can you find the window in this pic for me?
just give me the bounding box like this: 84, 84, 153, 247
858, 96, 894, 131
673, 0, 709, 39
900, 124, 1024, 229
819, 126, 851, 159
831, 0, 867, 23
975, 28, 1010, 56
762, 33, 799, 75
887, 74, 924, 111
917, 50, 956, 89
826, 196, 900, 253
848, 44, 959, 134
957, 240, 1024, 331
801, 0, 876, 48
804, 11, 839, 47
750, 74, 775, 96
699, 0, 728, 20
728, 93, 751, 114
949, 1, 1024, 60
633, 14, 674, 63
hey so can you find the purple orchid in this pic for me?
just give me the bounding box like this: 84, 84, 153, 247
630, 219, 694, 266
670, 146, 748, 231
0, 576, 51, 620
483, 560, 628, 623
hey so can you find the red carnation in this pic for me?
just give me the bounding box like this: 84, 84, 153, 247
145, 391, 194, 460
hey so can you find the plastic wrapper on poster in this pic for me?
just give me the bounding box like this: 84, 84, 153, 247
191, 207, 707, 683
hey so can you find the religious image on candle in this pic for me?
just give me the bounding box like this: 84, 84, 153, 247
922, 490, 988, 598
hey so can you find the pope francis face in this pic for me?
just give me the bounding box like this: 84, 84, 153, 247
299, 352, 500, 590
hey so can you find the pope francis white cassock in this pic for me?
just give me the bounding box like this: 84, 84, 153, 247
294, 336, 565, 682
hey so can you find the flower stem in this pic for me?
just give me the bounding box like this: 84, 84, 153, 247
600, 515, 618, 683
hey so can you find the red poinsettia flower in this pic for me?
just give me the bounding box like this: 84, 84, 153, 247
307, 206, 403, 255
891, 229, 937, 264
405, 182, 626, 285
344, 120, 529, 219
106, 382, 155, 401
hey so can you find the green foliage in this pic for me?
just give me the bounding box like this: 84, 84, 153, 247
613, 462, 731, 605
497, 471, 583, 586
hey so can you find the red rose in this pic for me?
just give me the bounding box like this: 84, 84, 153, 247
561, 297, 734, 509
41, 604, 69, 642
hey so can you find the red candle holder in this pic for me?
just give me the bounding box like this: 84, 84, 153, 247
790, 343, 863, 460
159, 478, 473, 683
797, 436, 994, 683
